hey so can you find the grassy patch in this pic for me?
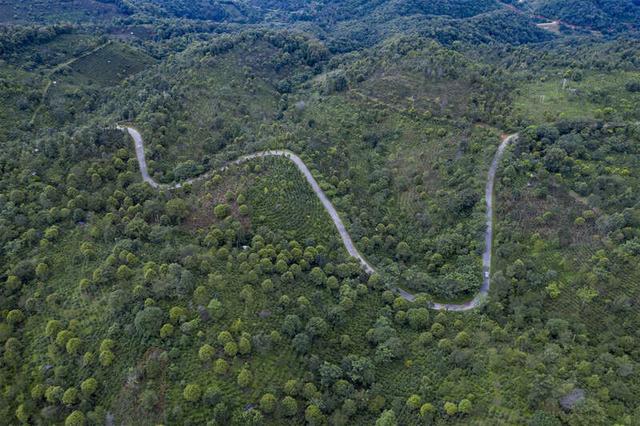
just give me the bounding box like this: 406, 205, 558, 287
514, 71, 640, 122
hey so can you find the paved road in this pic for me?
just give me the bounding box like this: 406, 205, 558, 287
119, 125, 516, 311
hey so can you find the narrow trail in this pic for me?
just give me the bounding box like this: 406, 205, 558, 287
119, 125, 517, 311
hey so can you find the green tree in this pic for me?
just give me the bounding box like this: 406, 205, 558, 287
183, 384, 202, 402
238, 336, 252, 355
65, 411, 86, 426
444, 402, 457, 416
420, 403, 435, 418
6, 309, 24, 325
281, 396, 298, 417
305, 404, 325, 425
62, 387, 79, 405
458, 399, 472, 415
66, 337, 82, 355
207, 299, 224, 320
99, 350, 114, 367
237, 368, 252, 387
36, 262, 49, 279
407, 308, 429, 330
259, 393, 277, 414
224, 341, 238, 357
376, 409, 398, 426
199, 344, 215, 362
284, 379, 299, 396
214, 358, 229, 375
160, 323, 174, 338
406, 394, 422, 411
45, 385, 63, 403
214, 203, 231, 219
134, 306, 165, 337
80, 378, 97, 397
15, 404, 29, 423
166, 198, 189, 223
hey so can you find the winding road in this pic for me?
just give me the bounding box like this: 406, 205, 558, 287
118, 125, 517, 311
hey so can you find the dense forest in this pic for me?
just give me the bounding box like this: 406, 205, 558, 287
1, 0, 640, 425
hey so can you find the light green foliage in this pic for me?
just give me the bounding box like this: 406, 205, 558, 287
305, 404, 325, 425
183, 384, 202, 402
406, 394, 421, 410
160, 323, 174, 338
198, 344, 215, 362
45, 385, 63, 403
237, 368, 252, 387
214, 358, 229, 375
99, 350, 114, 367
214, 203, 231, 219
65, 411, 86, 426
420, 403, 435, 417
376, 409, 398, 426
281, 396, 298, 417
6, 309, 24, 325
458, 399, 472, 414
444, 402, 458, 416
66, 337, 82, 354
62, 387, 78, 405
80, 378, 97, 397
259, 393, 277, 414
224, 341, 238, 357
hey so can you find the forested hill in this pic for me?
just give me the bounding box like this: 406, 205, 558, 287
4, 0, 638, 51
2, 1, 640, 426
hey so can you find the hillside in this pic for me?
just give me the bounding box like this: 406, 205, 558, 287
1, 2, 640, 426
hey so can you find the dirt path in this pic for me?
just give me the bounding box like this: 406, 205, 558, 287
119, 125, 517, 311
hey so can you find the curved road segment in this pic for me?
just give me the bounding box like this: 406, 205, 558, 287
118, 125, 517, 311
